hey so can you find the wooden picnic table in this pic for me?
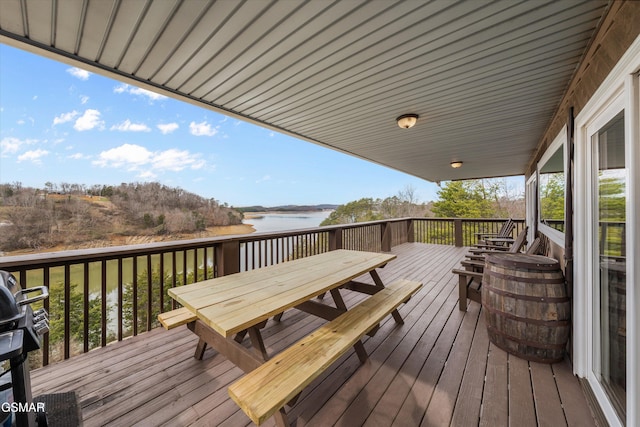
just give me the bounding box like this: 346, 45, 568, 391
168, 249, 397, 373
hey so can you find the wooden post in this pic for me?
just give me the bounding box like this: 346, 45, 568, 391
216, 240, 240, 276
329, 227, 343, 251
381, 221, 392, 252
454, 219, 463, 247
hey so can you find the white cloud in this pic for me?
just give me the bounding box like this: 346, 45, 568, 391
189, 121, 218, 137
93, 144, 152, 169
0, 137, 37, 155
17, 149, 49, 164
53, 110, 79, 126
80, 95, 89, 105
113, 83, 167, 101
152, 149, 205, 171
157, 122, 179, 134
93, 144, 205, 175
74, 109, 104, 131
138, 170, 157, 179
67, 67, 90, 80
68, 153, 90, 160
256, 175, 272, 183
110, 119, 151, 132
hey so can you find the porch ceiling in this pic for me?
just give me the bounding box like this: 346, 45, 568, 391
0, 0, 609, 182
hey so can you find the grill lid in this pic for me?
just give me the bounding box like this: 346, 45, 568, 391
0, 271, 22, 327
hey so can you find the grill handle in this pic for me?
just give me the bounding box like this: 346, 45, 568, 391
16, 286, 49, 306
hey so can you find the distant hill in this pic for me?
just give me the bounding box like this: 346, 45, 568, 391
0, 182, 244, 252
236, 204, 338, 213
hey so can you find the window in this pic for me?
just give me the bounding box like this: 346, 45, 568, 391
538, 129, 566, 244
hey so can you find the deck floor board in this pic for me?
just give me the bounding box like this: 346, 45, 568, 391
30, 243, 597, 426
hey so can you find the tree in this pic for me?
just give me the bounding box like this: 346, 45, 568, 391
431, 181, 493, 218
321, 198, 381, 225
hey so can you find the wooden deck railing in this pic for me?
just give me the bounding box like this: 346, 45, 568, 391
0, 217, 524, 366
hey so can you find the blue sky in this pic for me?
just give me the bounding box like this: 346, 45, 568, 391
1, 44, 458, 207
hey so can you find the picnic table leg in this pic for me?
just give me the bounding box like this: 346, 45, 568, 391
187, 320, 264, 373
234, 329, 247, 343
369, 269, 404, 324
194, 338, 207, 360
330, 288, 348, 311
248, 326, 269, 361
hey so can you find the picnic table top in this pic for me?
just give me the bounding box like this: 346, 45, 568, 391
168, 249, 396, 338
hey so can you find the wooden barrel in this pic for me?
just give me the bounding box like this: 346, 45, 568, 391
482, 253, 570, 363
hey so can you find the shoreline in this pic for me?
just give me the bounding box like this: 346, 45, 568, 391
1, 223, 257, 257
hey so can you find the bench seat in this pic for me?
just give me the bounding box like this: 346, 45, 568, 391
158, 307, 197, 330
228, 278, 422, 426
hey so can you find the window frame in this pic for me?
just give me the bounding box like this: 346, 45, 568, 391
537, 127, 567, 246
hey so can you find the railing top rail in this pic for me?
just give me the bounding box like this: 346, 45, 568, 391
0, 217, 524, 269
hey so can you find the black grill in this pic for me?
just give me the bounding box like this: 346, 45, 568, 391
0, 271, 49, 427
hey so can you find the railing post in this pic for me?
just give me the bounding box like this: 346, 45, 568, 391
329, 227, 343, 250
454, 219, 463, 247
216, 240, 240, 276
381, 221, 392, 252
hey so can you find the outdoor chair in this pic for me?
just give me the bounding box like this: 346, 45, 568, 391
472, 219, 515, 248
454, 230, 554, 311
467, 226, 528, 258
461, 227, 528, 270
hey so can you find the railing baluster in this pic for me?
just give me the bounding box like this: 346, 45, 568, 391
101, 260, 107, 347
64, 265, 70, 360
118, 258, 123, 341
132, 256, 138, 337
147, 255, 153, 332
83, 263, 89, 353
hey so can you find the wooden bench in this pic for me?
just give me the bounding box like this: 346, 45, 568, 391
227, 278, 422, 426
158, 307, 197, 330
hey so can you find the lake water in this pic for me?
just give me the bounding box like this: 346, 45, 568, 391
244, 211, 333, 233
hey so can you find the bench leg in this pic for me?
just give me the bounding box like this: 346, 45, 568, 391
274, 408, 293, 427
354, 340, 368, 364
391, 309, 404, 324
274, 312, 284, 322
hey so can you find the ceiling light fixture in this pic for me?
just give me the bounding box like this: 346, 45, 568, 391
396, 114, 419, 129
450, 161, 463, 168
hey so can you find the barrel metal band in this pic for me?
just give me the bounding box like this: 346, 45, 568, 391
485, 257, 559, 270
484, 284, 571, 303
483, 303, 570, 326
486, 324, 568, 350
486, 269, 566, 284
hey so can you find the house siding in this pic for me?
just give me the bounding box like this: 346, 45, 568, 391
527, 0, 640, 178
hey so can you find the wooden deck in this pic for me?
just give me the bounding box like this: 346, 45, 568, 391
30, 243, 597, 426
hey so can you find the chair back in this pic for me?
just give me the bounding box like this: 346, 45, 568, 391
527, 232, 550, 256
525, 237, 541, 255
507, 226, 528, 253
500, 219, 515, 238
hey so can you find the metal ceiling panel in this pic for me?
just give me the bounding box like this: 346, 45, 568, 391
0, 0, 611, 183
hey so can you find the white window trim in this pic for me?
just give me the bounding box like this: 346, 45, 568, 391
537, 128, 567, 246
525, 174, 537, 245
573, 35, 640, 427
